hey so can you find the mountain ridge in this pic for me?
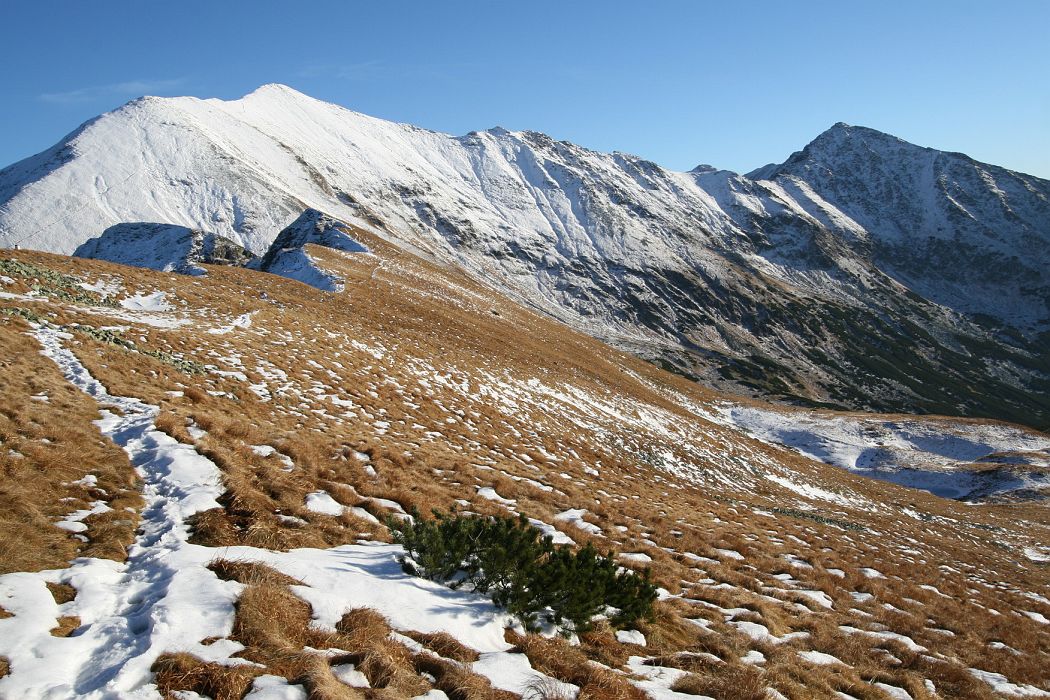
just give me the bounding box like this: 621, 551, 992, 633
1, 86, 1049, 694
1, 84, 1047, 427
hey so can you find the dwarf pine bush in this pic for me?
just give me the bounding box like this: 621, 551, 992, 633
389, 509, 657, 633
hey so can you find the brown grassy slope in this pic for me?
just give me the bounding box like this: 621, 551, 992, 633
0, 320, 141, 573
0, 238, 1047, 697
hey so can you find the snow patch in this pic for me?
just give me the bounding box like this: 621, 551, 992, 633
120, 290, 171, 312
553, 509, 603, 537
304, 491, 345, 516
616, 629, 647, 646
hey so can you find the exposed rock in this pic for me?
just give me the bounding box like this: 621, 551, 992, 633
74, 222, 255, 275
255, 208, 369, 291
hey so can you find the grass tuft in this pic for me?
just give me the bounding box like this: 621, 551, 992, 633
669, 665, 767, 700
152, 652, 261, 700
404, 630, 481, 663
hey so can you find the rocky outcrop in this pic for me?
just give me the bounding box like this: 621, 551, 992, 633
73, 222, 255, 275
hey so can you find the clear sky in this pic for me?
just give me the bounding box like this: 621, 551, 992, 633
1, 1, 1047, 178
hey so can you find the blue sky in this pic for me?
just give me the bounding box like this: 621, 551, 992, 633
1, 1, 1047, 177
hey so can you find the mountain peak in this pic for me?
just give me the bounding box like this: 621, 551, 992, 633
807, 122, 889, 148
245, 82, 301, 97
237, 83, 316, 105
748, 123, 915, 180
805, 122, 930, 159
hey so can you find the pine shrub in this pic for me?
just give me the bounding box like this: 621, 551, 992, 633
389, 509, 657, 633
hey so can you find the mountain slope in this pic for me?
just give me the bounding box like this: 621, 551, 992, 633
1, 85, 1048, 427
0, 245, 1048, 698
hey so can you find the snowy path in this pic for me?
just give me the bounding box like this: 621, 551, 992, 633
0, 326, 240, 698
0, 326, 533, 699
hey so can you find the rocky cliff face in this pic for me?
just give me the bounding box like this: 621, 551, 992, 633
1, 85, 1047, 426
252, 208, 371, 291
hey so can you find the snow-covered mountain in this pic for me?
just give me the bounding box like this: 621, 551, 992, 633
1, 84, 1047, 426
749, 123, 1050, 329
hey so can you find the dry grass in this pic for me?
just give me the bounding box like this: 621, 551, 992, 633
1, 248, 1048, 698
49, 615, 80, 637
901, 657, 998, 700
152, 652, 261, 700
156, 650, 366, 700
209, 558, 302, 587
154, 409, 194, 444
0, 322, 140, 574
332, 608, 429, 696
522, 675, 576, 700
413, 653, 516, 700
46, 581, 77, 604
230, 581, 343, 671
0, 655, 8, 679
670, 665, 766, 700
188, 507, 242, 547
79, 496, 141, 561
295, 654, 369, 699
579, 622, 632, 668
223, 567, 435, 698
506, 630, 646, 700
642, 653, 723, 675
636, 601, 704, 655
404, 630, 481, 663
